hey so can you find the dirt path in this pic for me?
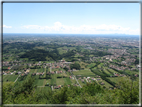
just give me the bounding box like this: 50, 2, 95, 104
85, 78, 88, 83
14, 74, 20, 83
70, 71, 82, 88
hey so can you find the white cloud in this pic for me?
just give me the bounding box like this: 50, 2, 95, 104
3, 25, 12, 28
21, 22, 139, 35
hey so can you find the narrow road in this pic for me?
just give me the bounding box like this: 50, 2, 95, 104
14, 74, 20, 83
70, 71, 82, 88
73, 75, 82, 88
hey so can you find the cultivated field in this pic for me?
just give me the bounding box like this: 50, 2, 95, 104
3, 75, 18, 82
73, 69, 96, 77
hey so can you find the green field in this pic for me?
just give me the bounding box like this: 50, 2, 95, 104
66, 72, 71, 77
43, 86, 52, 91
64, 78, 71, 85
36, 79, 45, 86
3, 75, 19, 82
36, 86, 51, 91
101, 80, 113, 88
108, 68, 119, 74
37, 68, 44, 72
103, 69, 112, 75
30, 69, 37, 73
97, 64, 101, 69
58, 47, 67, 54
73, 69, 96, 76
70, 79, 76, 85
46, 79, 51, 84
56, 73, 65, 77
56, 78, 65, 85
124, 70, 139, 75
87, 63, 96, 68
107, 77, 123, 84
78, 79, 86, 87
80, 62, 88, 68
51, 75, 57, 85
100, 63, 104, 66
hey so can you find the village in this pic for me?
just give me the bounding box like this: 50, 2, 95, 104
2, 34, 140, 91
2, 55, 139, 90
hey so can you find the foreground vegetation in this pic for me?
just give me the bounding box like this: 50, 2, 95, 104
3, 75, 139, 104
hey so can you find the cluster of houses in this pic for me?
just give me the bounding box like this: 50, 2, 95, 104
107, 49, 127, 55
20, 69, 30, 76
56, 71, 63, 74
53, 84, 79, 89
109, 64, 138, 71
109, 64, 128, 71
3, 71, 10, 75
54, 85, 61, 89
3, 68, 31, 76
113, 73, 126, 77
2, 60, 23, 66
77, 76, 103, 83
69, 76, 74, 79
46, 60, 71, 70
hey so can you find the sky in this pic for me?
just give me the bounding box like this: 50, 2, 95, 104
3, 3, 140, 35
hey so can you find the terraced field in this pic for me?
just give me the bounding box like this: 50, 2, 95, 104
124, 70, 139, 75
87, 63, 96, 68
107, 77, 123, 84
108, 68, 119, 74
73, 69, 96, 76
103, 68, 112, 75
97, 64, 101, 69
101, 80, 113, 88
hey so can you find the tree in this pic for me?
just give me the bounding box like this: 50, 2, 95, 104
70, 62, 81, 70
115, 77, 139, 104
63, 66, 68, 71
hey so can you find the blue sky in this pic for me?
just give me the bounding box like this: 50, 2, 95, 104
3, 3, 140, 35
